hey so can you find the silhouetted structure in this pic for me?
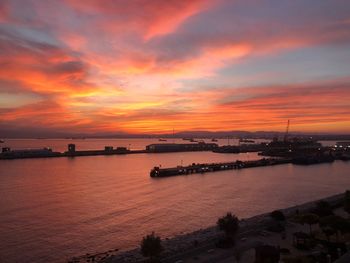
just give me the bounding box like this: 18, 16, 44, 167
150, 158, 290, 177
104, 146, 113, 152
293, 232, 312, 249
261, 137, 322, 157
255, 245, 280, 263
2, 147, 10, 153
146, 142, 218, 153
68, 143, 76, 153
0, 147, 59, 159
213, 143, 266, 153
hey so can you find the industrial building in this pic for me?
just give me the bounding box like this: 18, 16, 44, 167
146, 142, 218, 153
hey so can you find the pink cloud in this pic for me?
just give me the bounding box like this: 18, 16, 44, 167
1, 0, 350, 135
65, 0, 212, 40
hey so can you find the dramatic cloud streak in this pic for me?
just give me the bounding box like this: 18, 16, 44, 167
0, 0, 350, 135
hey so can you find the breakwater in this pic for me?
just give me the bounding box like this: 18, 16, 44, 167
150, 158, 291, 177
150, 155, 349, 178
0, 146, 145, 160
0, 142, 218, 160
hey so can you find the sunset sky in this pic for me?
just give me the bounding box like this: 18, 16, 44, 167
0, 0, 350, 136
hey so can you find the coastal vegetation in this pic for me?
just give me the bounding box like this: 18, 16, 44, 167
71, 192, 350, 262
268, 210, 286, 233
140, 232, 163, 263
299, 213, 319, 235
314, 201, 333, 217
216, 212, 239, 247
288, 191, 350, 261
344, 190, 350, 215
270, 210, 286, 222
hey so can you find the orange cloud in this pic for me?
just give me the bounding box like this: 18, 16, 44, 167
2, 76, 350, 135
1, 0, 350, 136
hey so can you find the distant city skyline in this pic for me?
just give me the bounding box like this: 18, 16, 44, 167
1, 0, 350, 135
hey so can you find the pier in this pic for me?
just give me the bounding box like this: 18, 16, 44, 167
150, 158, 291, 177
149, 154, 350, 178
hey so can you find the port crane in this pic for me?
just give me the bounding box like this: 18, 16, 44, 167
284, 119, 290, 142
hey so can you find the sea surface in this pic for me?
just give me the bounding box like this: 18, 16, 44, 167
0, 139, 349, 263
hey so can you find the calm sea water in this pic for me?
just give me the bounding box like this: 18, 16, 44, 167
0, 139, 349, 263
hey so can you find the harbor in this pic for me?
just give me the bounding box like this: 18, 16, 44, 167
1, 138, 350, 263
1, 138, 349, 160
148, 137, 350, 178
2, 1, 350, 262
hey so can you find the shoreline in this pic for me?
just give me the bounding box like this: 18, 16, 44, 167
69, 192, 345, 263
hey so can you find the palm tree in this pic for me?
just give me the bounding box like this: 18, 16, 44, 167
322, 226, 336, 242
217, 212, 239, 242
300, 213, 319, 235
141, 232, 163, 263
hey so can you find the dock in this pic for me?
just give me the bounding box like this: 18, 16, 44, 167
150, 152, 350, 178
150, 158, 291, 177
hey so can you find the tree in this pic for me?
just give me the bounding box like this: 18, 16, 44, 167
141, 232, 163, 262
270, 210, 286, 222
321, 226, 336, 242
233, 249, 243, 262
320, 215, 350, 235
314, 201, 333, 217
217, 212, 239, 240
320, 215, 350, 241
300, 213, 319, 235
